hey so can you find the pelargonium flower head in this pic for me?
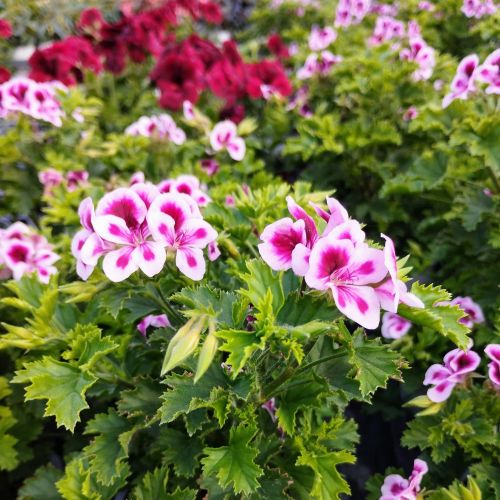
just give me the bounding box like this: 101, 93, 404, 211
137, 313, 170, 336
147, 193, 217, 280
90, 188, 167, 282
485, 344, 500, 386
442, 54, 479, 108
305, 236, 387, 329
475, 49, 500, 95
67, 170, 89, 192
39, 168, 63, 195
0, 222, 59, 283
200, 159, 219, 176
381, 312, 412, 339
258, 218, 307, 272
310, 196, 349, 229
157, 175, 210, 207
309, 25, 337, 51
210, 120, 246, 161
400, 37, 435, 81
423, 348, 480, 402
403, 106, 419, 121
368, 16, 405, 47
125, 114, 186, 145
381, 459, 428, 500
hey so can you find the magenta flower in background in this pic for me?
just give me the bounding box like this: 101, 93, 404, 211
436, 296, 484, 328
67, 170, 89, 192
403, 106, 419, 121
368, 16, 405, 47
200, 159, 219, 176
380, 459, 428, 500
400, 36, 435, 81
39, 168, 64, 195
381, 312, 412, 339
484, 344, 500, 386
209, 120, 246, 161
125, 114, 186, 145
208, 241, 221, 261
423, 348, 480, 402
475, 48, 500, 95
462, 0, 496, 18
137, 314, 170, 336
335, 0, 371, 28
297, 52, 343, 80
442, 54, 479, 108
158, 174, 211, 207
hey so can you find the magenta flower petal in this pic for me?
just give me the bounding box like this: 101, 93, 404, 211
332, 284, 381, 330
176, 246, 205, 281
95, 188, 147, 229
427, 379, 456, 403
102, 246, 138, 282
132, 242, 166, 278
423, 364, 451, 385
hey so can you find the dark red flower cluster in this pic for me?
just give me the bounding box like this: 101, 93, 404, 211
28, 36, 102, 86
151, 35, 292, 117
267, 33, 290, 60
0, 19, 12, 83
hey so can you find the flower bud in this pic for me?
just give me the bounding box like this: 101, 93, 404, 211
194, 322, 218, 382
161, 316, 205, 375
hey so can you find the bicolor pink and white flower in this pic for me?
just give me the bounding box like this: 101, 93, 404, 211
67, 170, 89, 191
462, 0, 496, 18
402, 106, 419, 121
158, 174, 211, 207
147, 193, 217, 280
39, 168, 64, 195
380, 459, 428, 500
418, 1, 435, 11
308, 26, 337, 51
125, 114, 186, 145
484, 344, 500, 386
137, 314, 170, 336
381, 312, 412, 339
442, 54, 479, 108
436, 296, 484, 328
0, 222, 59, 283
297, 51, 343, 80
305, 236, 388, 329
73, 179, 216, 282
208, 241, 221, 261
209, 120, 246, 161
475, 48, 500, 95
368, 16, 405, 47
423, 348, 481, 402
335, 0, 372, 28
183, 100, 195, 121
400, 36, 435, 81
0, 77, 64, 126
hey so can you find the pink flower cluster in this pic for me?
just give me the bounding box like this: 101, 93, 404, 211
424, 348, 481, 402
72, 176, 217, 282
485, 344, 500, 387
125, 114, 186, 145
0, 222, 59, 284
436, 295, 484, 329
209, 120, 246, 161
258, 196, 424, 329
462, 0, 497, 18
381, 312, 412, 339
308, 26, 337, 51
380, 459, 428, 500
0, 77, 65, 127
368, 16, 405, 47
297, 52, 343, 80
335, 0, 371, 28
39, 169, 89, 196
399, 35, 436, 81
442, 50, 499, 108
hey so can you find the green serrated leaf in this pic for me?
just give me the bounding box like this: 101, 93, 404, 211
62, 324, 118, 371
156, 428, 203, 477
13, 358, 97, 432
83, 409, 136, 486
18, 464, 63, 500
296, 448, 355, 499
347, 330, 404, 398
202, 424, 263, 495
132, 467, 169, 500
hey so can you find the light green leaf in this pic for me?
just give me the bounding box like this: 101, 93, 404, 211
62, 324, 118, 371
398, 282, 470, 349
202, 424, 263, 495
296, 449, 355, 499
13, 358, 97, 432
132, 467, 169, 500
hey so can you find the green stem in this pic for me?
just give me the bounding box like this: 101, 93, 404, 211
487, 166, 500, 194
295, 349, 347, 374
246, 242, 260, 259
